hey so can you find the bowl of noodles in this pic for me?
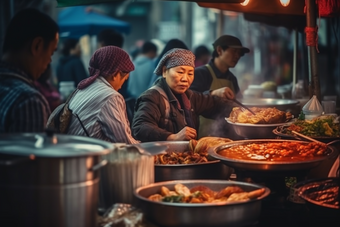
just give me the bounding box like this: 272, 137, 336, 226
226, 107, 292, 139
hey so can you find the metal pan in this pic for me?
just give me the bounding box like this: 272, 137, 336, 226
141, 141, 232, 182
298, 177, 339, 210
134, 179, 270, 227
240, 98, 299, 111
273, 125, 340, 144
208, 139, 337, 172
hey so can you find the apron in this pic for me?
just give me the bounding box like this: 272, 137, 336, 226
198, 64, 235, 138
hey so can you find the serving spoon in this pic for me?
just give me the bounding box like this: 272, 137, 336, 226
291, 130, 340, 146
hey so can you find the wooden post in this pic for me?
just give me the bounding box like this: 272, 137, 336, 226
306, 0, 321, 100
292, 28, 298, 94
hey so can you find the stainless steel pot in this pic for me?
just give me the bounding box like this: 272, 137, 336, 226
208, 139, 337, 172
134, 180, 271, 227
0, 133, 113, 227
226, 118, 285, 139
141, 141, 232, 182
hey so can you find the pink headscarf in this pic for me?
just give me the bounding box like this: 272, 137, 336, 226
77, 46, 134, 89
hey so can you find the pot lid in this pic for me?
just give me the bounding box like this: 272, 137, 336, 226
0, 132, 113, 158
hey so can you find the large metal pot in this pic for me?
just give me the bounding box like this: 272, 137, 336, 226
141, 141, 232, 182
0, 133, 113, 227
134, 180, 271, 227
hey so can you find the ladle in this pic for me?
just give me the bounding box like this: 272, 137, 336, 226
291, 130, 340, 146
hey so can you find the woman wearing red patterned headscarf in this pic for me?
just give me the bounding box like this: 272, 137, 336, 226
65, 46, 139, 143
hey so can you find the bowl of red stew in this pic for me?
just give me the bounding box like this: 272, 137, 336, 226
208, 139, 336, 172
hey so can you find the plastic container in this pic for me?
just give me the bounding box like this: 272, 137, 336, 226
243, 85, 264, 98
302, 95, 323, 120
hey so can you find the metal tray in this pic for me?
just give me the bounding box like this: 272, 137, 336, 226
208, 139, 337, 172
134, 179, 270, 227
240, 98, 299, 111
273, 125, 340, 143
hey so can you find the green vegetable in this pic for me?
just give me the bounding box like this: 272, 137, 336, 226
287, 116, 340, 137
298, 111, 305, 120
285, 177, 297, 188
162, 195, 183, 203
192, 191, 201, 197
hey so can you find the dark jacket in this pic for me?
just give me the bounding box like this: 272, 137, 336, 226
132, 78, 234, 142
56, 55, 88, 87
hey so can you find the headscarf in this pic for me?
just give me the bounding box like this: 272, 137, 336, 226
77, 46, 134, 89
153, 48, 195, 76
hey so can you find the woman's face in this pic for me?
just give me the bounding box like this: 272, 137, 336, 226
111, 72, 129, 91
163, 65, 194, 94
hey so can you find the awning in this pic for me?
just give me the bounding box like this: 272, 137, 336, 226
58, 6, 131, 38
56, 0, 244, 8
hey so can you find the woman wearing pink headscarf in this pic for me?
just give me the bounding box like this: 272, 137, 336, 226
66, 46, 139, 144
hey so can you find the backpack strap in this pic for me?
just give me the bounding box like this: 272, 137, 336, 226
149, 85, 170, 119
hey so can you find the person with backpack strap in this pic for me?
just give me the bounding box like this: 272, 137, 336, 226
132, 48, 237, 142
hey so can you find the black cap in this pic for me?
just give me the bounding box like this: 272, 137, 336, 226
213, 35, 250, 54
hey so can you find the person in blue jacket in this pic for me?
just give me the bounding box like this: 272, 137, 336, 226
56, 38, 88, 88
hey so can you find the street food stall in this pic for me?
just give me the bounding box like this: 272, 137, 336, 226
0, 0, 338, 226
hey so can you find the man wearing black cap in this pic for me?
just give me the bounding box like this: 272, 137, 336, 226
190, 35, 250, 139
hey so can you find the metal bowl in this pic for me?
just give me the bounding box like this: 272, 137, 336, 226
208, 139, 337, 172
240, 98, 299, 111
226, 118, 286, 139
273, 125, 340, 144
298, 177, 339, 210
134, 180, 271, 227
141, 141, 232, 182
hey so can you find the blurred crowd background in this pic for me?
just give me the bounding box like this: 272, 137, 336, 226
1, 0, 340, 106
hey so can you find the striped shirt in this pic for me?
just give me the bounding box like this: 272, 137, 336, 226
0, 62, 51, 133
67, 77, 139, 144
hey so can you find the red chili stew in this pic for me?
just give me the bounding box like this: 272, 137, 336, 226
218, 142, 328, 162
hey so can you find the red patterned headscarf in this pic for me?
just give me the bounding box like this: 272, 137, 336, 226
77, 46, 134, 89
153, 48, 195, 76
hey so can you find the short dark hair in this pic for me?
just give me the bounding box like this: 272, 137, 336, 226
2, 8, 59, 53
212, 46, 228, 58
194, 45, 210, 59
141, 41, 157, 54
61, 39, 79, 56
97, 28, 124, 48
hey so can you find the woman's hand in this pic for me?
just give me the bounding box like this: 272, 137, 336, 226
211, 87, 235, 100
167, 126, 197, 141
